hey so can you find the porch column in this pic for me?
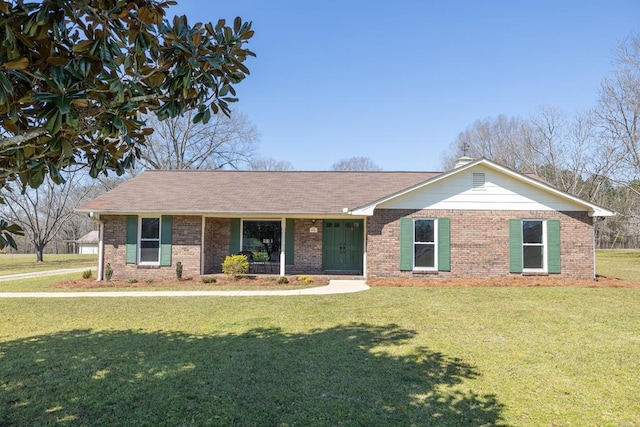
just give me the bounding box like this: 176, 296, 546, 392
362, 218, 367, 278
280, 217, 286, 276
200, 216, 206, 275
97, 220, 104, 281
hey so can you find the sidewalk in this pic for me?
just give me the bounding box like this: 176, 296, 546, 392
0, 279, 369, 298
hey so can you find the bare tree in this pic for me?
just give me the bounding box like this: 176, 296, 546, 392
595, 34, 640, 182
250, 158, 295, 171
441, 115, 538, 171
331, 157, 382, 171
3, 171, 94, 261
137, 109, 259, 171
441, 108, 617, 204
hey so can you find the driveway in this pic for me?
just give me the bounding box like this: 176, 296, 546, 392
0, 268, 96, 282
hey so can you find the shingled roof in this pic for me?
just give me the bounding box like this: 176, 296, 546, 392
76, 170, 441, 216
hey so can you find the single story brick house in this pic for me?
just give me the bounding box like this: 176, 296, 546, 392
76, 158, 615, 281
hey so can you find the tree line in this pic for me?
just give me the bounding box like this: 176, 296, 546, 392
441, 35, 640, 248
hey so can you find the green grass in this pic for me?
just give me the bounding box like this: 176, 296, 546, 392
596, 249, 640, 282
0, 273, 83, 292
0, 288, 638, 426
0, 253, 97, 276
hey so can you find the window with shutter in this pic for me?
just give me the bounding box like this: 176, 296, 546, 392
509, 219, 561, 274
400, 217, 450, 272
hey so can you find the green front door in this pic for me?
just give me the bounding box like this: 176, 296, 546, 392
322, 219, 364, 273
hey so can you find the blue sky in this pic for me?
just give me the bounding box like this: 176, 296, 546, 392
170, 1, 640, 171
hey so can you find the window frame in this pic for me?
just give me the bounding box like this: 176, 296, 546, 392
413, 218, 438, 271
138, 216, 162, 265
241, 219, 283, 261
521, 219, 547, 272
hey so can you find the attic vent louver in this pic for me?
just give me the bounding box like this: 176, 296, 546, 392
472, 173, 486, 190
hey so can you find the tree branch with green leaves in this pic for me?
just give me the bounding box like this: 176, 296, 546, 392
0, 0, 255, 249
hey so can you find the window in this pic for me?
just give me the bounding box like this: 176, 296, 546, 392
125, 215, 172, 266
242, 220, 281, 261
400, 217, 450, 272
139, 217, 161, 264
414, 219, 437, 269
522, 220, 545, 270
509, 219, 560, 274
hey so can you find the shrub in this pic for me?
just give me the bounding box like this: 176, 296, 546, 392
253, 252, 269, 262
126, 278, 138, 284
82, 270, 93, 279
144, 278, 153, 284
264, 276, 276, 282
201, 276, 217, 284
176, 261, 183, 280
222, 255, 249, 279
297, 275, 314, 284
104, 263, 113, 281
277, 276, 289, 284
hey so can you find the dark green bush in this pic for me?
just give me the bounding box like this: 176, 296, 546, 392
176, 262, 183, 280
104, 263, 113, 281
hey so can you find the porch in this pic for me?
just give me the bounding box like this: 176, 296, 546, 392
201, 217, 366, 277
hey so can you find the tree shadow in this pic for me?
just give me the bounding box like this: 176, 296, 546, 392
0, 324, 508, 426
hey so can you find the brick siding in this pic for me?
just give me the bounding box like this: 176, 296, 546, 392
101, 210, 595, 280
367, 209, 594, 280
203, 217, 231, 274
101, 215, 201, 281
287, 219, 323, 274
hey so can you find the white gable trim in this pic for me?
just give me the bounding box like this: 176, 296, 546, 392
351, 158, 616, 217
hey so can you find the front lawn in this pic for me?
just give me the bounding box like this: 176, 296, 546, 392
0, 253, 98, 276
595, 249, 640, 282
0, 287, 638, 426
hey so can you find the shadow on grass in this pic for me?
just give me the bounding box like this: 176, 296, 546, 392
0, 324, 507, 426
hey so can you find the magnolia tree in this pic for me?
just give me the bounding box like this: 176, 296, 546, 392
0, 0, 255, 249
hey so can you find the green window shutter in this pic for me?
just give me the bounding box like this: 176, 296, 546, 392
509, 219, 523, 273
399, 217, 413, 271
547, 219, 561, 274
230, 218, 240, 254
285, 218, 295, 265
160, 215, 172, 266
125, 215, 138, 264
437, 218, 451, 271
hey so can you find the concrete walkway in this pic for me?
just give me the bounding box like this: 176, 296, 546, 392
0, 279, 369, 298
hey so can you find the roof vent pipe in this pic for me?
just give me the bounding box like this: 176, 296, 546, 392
454, 156, 474, 168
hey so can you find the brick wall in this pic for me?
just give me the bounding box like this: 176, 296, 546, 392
203, 217, 231, 274
288, 219, 323, 274
367, 209, 594, 280
101, 215, 201, 281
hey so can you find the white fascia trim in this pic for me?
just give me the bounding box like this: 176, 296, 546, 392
352, 158, 617, 217
480, 160, 616, 217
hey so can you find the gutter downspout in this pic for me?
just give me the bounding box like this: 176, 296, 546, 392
90, 212, 104, 281
592, 216, 607, 281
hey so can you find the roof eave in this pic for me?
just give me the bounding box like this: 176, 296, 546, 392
75, 209, 366, 218
352, 158, 617, 217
